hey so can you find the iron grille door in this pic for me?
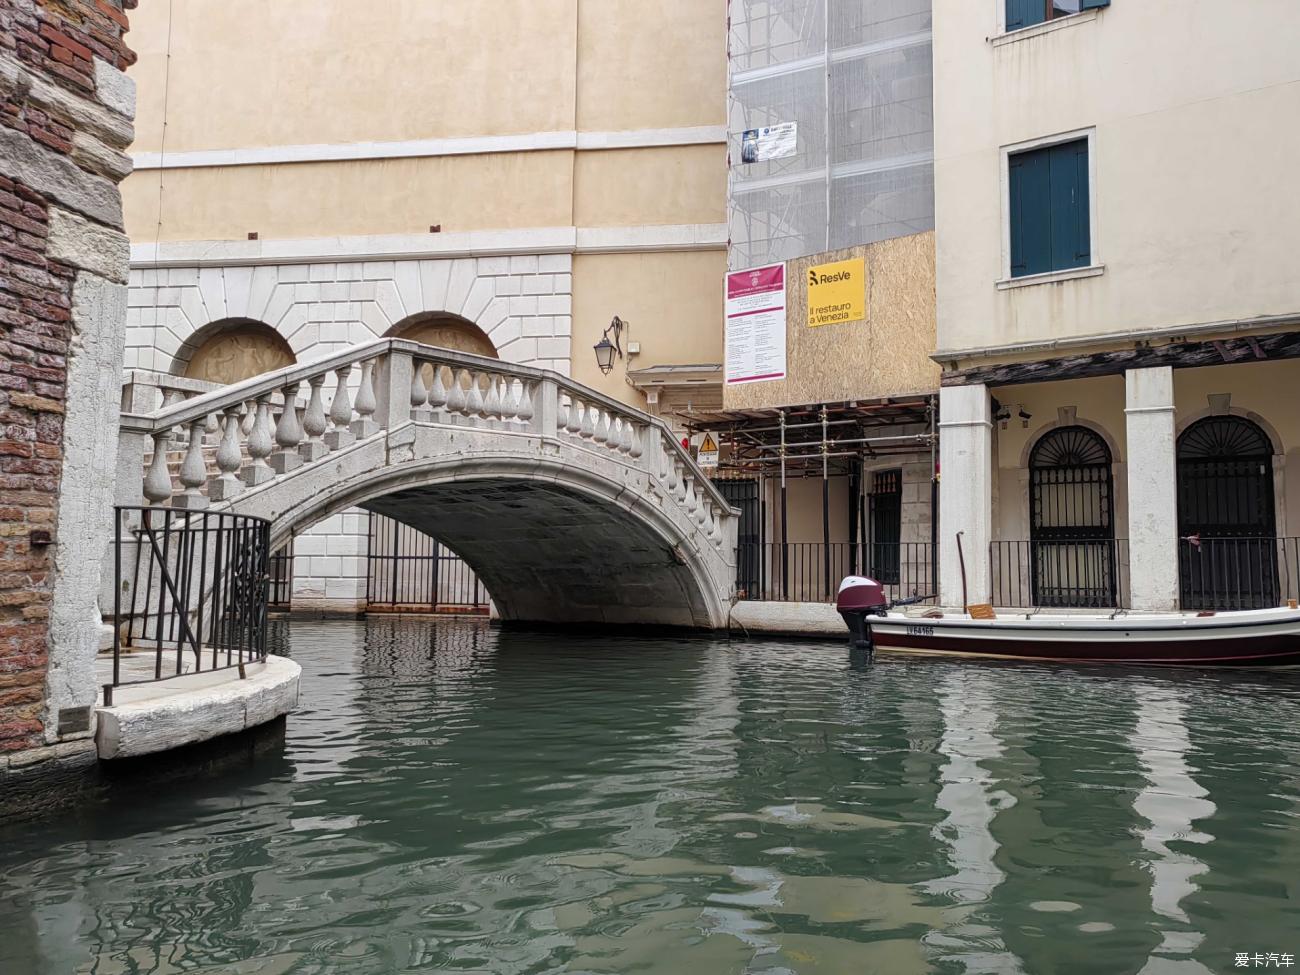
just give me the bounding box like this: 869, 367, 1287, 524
714, 478, 761, 598
1177, 416, 1278, 610
1029, 426, 1116, 607
869, 469, 902, 585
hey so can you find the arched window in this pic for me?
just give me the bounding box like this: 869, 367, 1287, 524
1177, 415, 1277, 609
182, 319, 296, 384
1029, 425, 1116, 607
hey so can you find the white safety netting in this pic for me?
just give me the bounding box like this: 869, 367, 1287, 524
728, 0, 935, 269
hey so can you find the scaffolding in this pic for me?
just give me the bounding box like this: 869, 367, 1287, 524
728, 0, 935, 270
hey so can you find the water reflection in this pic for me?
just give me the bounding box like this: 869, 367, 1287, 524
1132, 683, 1216, 974
0, 621, 1298, 974
923, 670, 1025, 973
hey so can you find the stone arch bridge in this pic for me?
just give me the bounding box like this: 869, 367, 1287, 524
114, 340, 738, 628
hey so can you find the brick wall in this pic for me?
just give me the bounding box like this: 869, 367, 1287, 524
0, 0, 135, 756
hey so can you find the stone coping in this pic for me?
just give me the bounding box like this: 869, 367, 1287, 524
95, 655, 301, 760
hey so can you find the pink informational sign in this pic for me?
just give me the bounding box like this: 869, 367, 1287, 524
725, 263, 787, 385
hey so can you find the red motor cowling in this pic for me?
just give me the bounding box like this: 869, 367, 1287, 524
837, 576, 885, 656
836, 576, 887, 613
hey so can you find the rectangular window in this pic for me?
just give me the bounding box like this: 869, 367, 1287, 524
1006, 0, 1108, 32
1009, 137, 1091, 278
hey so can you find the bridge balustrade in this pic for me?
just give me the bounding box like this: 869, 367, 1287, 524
115, 338, 735, 554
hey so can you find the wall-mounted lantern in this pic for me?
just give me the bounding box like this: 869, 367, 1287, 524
594, 316, 627, 375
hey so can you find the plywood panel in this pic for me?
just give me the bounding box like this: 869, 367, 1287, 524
724, 231, 938, 409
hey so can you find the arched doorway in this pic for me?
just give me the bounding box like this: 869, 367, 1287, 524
1029, 425, 1116, 607
182, 319, 296, 384
1177, 415, 1278, 610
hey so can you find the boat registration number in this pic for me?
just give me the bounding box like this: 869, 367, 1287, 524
905, 625, 935, 637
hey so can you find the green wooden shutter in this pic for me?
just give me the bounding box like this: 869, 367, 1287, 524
1071, 139, 1091, 264
1081, 0, 1110, 10
1047, 141, 1089, 272
1006, 0, 1045, 31
1010, 148, 1052, 277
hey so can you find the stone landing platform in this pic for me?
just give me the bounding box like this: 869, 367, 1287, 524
94, 654, 301, 760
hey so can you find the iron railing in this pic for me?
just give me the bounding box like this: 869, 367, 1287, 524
268, 541, 294, 609
1179, 536, 1300, 611
991, 539, 1131, 609
735, 541, 936, 604
366, 513, 489, 614
107, 506, 271, 705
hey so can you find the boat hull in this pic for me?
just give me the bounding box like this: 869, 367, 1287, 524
850, 611, 1300, 667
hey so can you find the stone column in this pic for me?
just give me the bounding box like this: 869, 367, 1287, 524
1125, 366, 1179, 611
939, 384, 993, 609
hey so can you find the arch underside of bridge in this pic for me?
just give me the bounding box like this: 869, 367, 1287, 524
364, 479, 715, 627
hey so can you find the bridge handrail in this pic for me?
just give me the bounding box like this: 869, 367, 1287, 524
116, 338, 735, 514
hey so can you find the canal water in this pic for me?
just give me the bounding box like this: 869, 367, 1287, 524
2, 618, 1298, 974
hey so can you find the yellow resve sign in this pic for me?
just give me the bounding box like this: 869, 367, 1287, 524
807, 257, 865, 327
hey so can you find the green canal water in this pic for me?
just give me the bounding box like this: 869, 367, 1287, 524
2, 618, 1299, 974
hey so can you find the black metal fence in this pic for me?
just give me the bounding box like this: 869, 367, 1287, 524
107, 506, 271, 704
366, 513, 489, 613
991, 539, 1131, 609
1179, 536, 1300, 611
268, 540, 294, 609
735, 541, 936, 604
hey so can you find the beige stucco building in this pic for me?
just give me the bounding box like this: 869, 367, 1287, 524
933, 0, 1300, 612
121, 0, 729, 612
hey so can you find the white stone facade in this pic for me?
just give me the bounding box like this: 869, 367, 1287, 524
125, 253, 575, 612
125, 254, 574, 375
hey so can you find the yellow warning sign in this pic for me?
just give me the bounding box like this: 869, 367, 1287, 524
807, 257, 865, 327
698, 433, 719, 470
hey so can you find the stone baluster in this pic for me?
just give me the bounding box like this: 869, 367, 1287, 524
270, 382, 304, 474
325, 365, 355, 450
599, 412, 614, 447
173, 418, 210, 509
617, 417, 633, 454
240, 401, 256, 437
674, 461, 688, 502
204, 410, 221, 443
209, 405, 245, 501
447, 368, 469, 418
516, 381, 535, 431
409, 360, 429, 421
564, 396, 582, 436
300, 374, 329, 461
143, 430, 174, 505
482, 373, 502, 428
683, 476, 699, 516
242, 394, 275, 486
628, 422, 643, 459
352, 358, 379, 438
557, 395, 571, 433
465, 371, 485, 422
427, 365, 449, 418
708, 503, 724, 544
591, 407, 607, 445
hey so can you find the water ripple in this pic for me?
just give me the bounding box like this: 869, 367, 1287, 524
1, 618, 1298, 973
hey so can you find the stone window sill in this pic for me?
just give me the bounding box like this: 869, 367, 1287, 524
996, 264, 1105, 291
991, 9, 1099, 47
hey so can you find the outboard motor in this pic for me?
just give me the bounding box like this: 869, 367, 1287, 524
837, 576, 887, 656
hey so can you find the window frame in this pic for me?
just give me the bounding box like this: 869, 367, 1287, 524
1000, 0, 1103, 35
998, 127, 1102, 288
